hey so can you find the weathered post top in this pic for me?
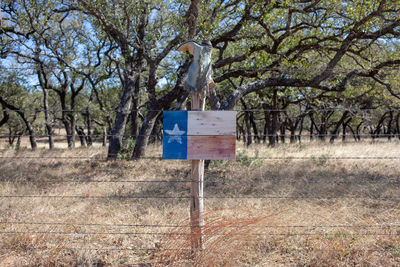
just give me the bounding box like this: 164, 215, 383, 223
177, 40, 215, 92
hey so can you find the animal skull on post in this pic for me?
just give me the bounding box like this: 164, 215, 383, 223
177, 40, 216, 94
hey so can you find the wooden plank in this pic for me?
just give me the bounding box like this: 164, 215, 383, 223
187, 111, 236, 136
187, 135, 236, 160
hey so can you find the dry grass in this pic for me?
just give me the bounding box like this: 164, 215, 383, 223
0, 139, 399, 266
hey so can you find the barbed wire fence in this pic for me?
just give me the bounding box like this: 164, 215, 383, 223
1, 108, 400, 264
1, 154, 400, 259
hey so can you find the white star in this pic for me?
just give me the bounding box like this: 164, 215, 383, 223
165, 123, 185, 144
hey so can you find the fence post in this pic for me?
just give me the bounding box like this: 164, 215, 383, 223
177, 39, 213, 253
190, 89, 205, 251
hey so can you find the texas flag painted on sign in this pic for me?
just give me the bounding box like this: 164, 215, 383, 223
163, 111, 237, 160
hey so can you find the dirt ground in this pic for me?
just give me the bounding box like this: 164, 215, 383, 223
0, 140, 399, 266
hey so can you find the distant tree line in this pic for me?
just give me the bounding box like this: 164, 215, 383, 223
0, 0, 399, 157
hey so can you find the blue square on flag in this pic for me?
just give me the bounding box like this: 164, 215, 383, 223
163, 111, 188, 159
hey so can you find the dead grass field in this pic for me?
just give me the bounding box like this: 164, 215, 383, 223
0, 140, 399, 266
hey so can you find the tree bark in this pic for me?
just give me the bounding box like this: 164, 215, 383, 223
75, 126, 87, 147
58, 90, 75, 148
396, 112, 400, 140
356, 120, 363, 141
85, 107, 93, 146
280, 120, 286, 144
16, 133, 22, 150
373, 112, 388, 140
245, 113, 252, 146
26, 120, 37, 150
269, 89, 278, 147
387, 111, 393, 140
240, 99, 252, 146
0, 104, 9, 127
319, 114, 327, 142
8, 128, 17, 146
108, 66, 139, 158
107, 6, 147, 159
131, 57, 189, 159
130, 11, 146, 141
132, 110, 160, 158
329, 111, 349, 144
309, 114, 314, 141
342, 118, 351, 142
102, 126, 107, 147
43, 88, 54, 149
262, 103, 271, 144
0, 96, 37, 150
249, 111, 260, 143
298, 116, 304, 143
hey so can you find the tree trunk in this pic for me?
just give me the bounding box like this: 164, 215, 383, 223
342, 118, 351, 142
236, 115, 245, 142
132, 110, 160, 158
262, 103, 271, 144
70, 113, 76, 148
348, 125, 358, 141
329, 111, 349, 144
298, 116, 304, 143
237, 122, 245, 143
319, 116, 327, 142
249, 111, 260, 143
62, 116, 74, 148
26, 122, 37, 150
280, 120, 286, 144
59, 91, 75, 148
356, 120, 363, 141
107, 67, 139, 159
0, 105, 9, 127
43, 88, 54, 149
108, 5, 146, 159
246, 114, 252, 146
8, 128, 16, 146
75, 126, 87, 147
373, 112, 388, 140
396, 112, 400, 140
268, 89, 278, 147
309, 114, 314, 141
85, 107, 93, 146
102, 126, 107, 147
130, 75, 140, 140
0, 96, 37, 150
387, 111, 393, 140
240, 99, 252, 146
290, 125, 296, 144
16, 133, 22, 150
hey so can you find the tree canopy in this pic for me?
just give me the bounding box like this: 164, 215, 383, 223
1, 0, 400, 155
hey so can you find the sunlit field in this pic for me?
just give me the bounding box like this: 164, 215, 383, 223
0, 139, 399, 266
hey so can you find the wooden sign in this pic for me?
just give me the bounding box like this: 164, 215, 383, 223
163, 111, 236, 160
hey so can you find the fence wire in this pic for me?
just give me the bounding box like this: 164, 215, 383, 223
1, 221, 399, 229
0, 247, 398, 253
0, 195, 398, 200
2, 156, 400, 160
0, 145, 399, 261
1, 108, 400, 113
0, 177, 398, 184
2, 133, 400, 138
0, 230, 399, 237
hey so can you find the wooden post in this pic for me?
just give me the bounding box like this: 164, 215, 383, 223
176, 39, 212, 252
190, 89, 206, 251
